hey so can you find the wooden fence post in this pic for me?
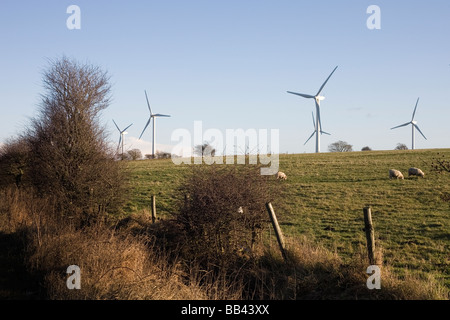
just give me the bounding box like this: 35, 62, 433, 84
151, 195, 157, 223
265, 202, 287, 262
363, 207, 376, 265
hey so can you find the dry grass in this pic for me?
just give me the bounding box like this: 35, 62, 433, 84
250, 235, 448, 300
0, 187, 206, 300
32, 225, 206, 300
1, 180, 448, 300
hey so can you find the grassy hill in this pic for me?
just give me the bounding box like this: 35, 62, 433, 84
124, 149, 450, 289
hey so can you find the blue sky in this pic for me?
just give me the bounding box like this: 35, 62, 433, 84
1, 1, 449, 155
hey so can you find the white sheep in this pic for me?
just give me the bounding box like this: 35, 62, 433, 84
408, 167, 425, 178
389, 169, 404, 180
276, 171, 287, 180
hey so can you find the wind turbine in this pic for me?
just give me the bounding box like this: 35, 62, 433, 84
304, 112, 331, 146
113, 120, 133, 160
139, 90, 171, 158
391, 97, 427, 150
287, 66, 338, 153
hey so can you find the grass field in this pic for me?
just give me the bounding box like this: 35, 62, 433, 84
124, 149, 450, 289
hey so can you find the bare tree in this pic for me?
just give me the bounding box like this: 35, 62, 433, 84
395, 143, 408, 150
127, 149, 142, 161
194, 142, 216, 157
328, 141, 353, 153
26, 57, 125, 220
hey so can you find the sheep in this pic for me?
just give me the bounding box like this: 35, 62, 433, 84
389, 169, 404, 180
276, 171, 287, 180
408, 167, 425, 178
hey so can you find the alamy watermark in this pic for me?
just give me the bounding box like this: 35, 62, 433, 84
66, 5, 81, 30
367, 5, 381, 30
171, 121, 279, 176
66, 265, 81, 289
366, 265, 381, 290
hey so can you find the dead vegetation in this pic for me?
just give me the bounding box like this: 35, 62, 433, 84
0, 183, 448, 300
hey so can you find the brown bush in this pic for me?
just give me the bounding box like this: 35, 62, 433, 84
0, 137, 30, 189
174, 165, 277, 267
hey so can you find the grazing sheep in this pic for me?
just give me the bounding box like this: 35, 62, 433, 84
276, 171, 287, 180
408, 167, 425, 178
389, 169, 404, 180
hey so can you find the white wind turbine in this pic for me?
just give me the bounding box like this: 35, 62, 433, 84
287, 66, 338, 153
113, 120, 133, 160
139, 90, 171, 158
391, 97, 427, 150
304, 111, 331, 146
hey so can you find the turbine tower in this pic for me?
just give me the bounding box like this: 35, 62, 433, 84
287, 66, 338, 153
139, 90, 171, 158
391, 97, 427, 150
113, 120, 132, 160
304, 112, 331, 146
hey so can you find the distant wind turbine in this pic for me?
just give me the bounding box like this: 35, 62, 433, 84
139, 90, 171, 158
113, 120, 132, 160
304, 112, 331, 146
287, 66, 338, 153
391, 97, 427, 150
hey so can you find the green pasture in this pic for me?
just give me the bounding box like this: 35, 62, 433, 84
123, 149, 450, 288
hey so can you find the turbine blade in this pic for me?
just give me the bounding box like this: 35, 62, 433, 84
145, 90, 153, 115
117, 135, 122, 151
414, 124, 427, 140
139, 118, 151, 139
153, 114, 171, 117
316, 66, 338, 96
411, 97, 419, 121
311, 112, 315, 127
304, 131, 316, 145
112, 119, 121, 132
123, 123, 133, 132
391, 122, 411, 130
287, 91, 315, 99
316, 109, 330, 135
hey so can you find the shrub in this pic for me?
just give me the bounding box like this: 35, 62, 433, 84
174, 165, 277, 270
0, 137, 30, 189
25, 57, 126, 222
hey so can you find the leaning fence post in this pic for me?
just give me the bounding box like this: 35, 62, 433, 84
363, 206, 376, 265
265, 202, 287, 262
151, 195, 157, 223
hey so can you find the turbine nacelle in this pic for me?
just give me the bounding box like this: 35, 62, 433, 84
316, 96, 325, 102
